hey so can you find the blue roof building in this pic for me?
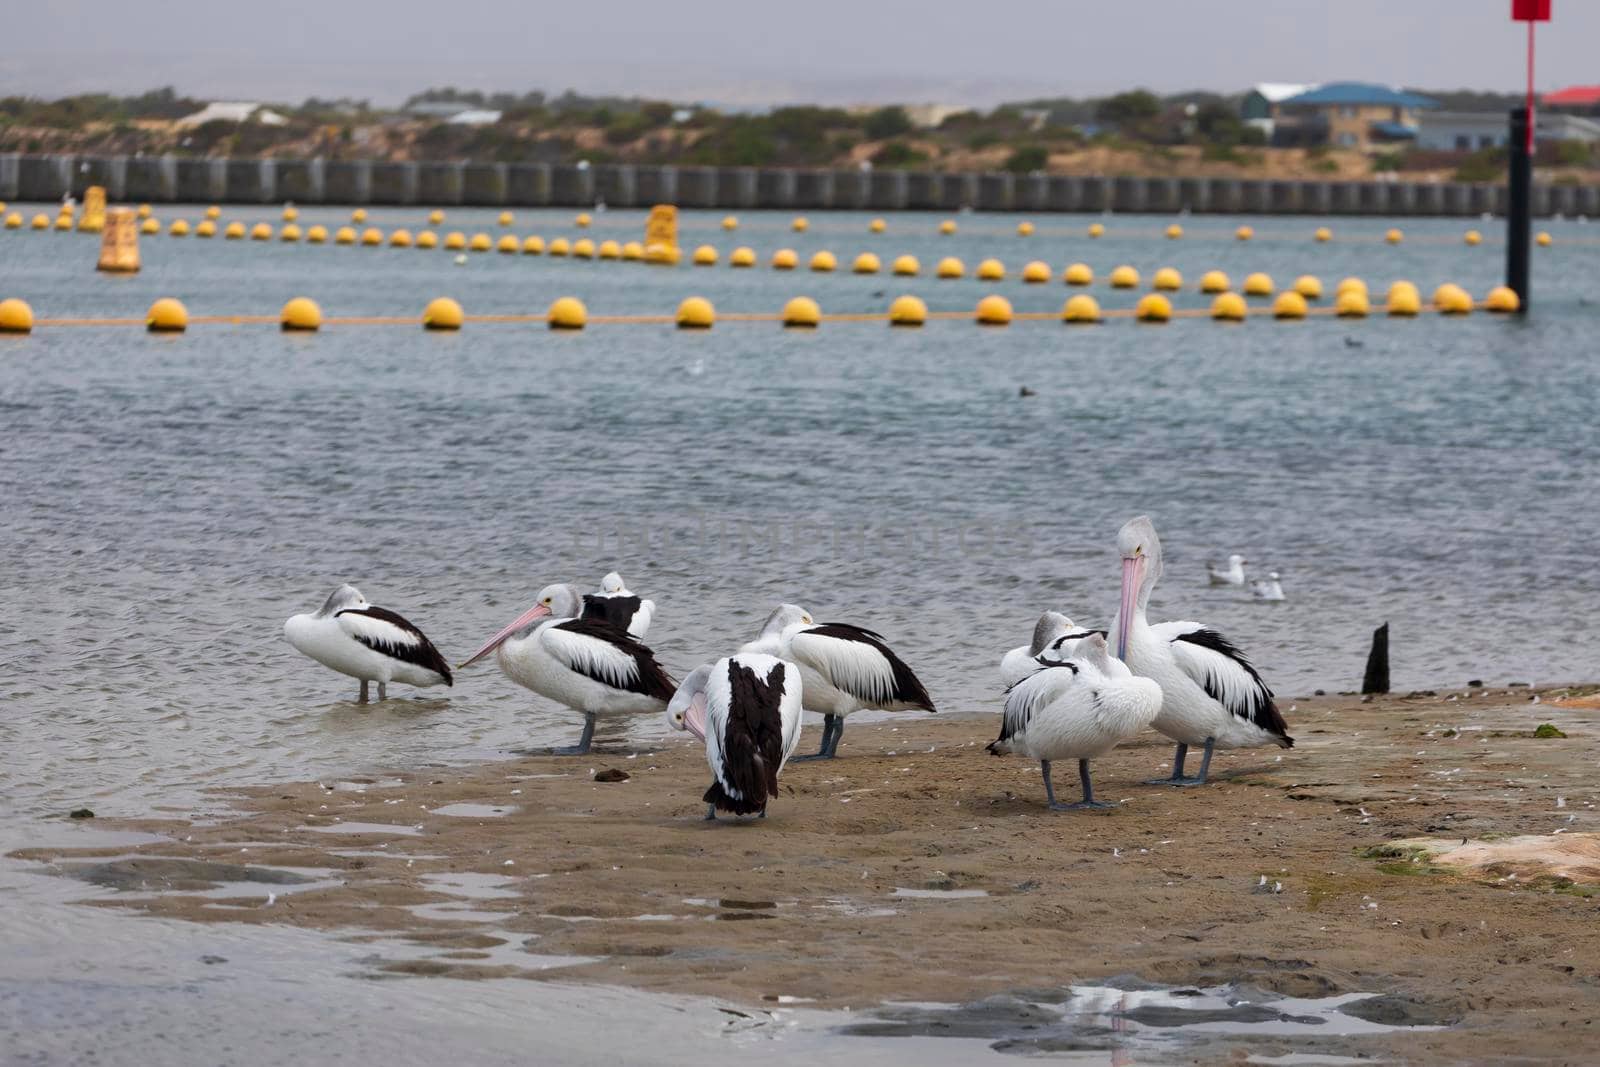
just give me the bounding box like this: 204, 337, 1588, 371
1271, 82, 1439, 150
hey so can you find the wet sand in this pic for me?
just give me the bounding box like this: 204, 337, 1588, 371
14, 685, 1600, 1062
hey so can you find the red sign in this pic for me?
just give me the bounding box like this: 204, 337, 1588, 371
1512, 0, 1551, 20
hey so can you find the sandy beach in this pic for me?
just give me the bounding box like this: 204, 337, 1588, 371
13, 684, 1600, 1062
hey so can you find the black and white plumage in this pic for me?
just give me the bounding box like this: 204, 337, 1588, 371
581, 571, 655, 640
1110, 516, 1292, 786
989, 633, 1163, 810
284, 584, 452, 702
1207, 554, 1248, 586
740, 604, 935, 760
458, 583, 675, 754
1250, 572, 1285, 601
667, 653, 803, 820
999, 611, 1106, 689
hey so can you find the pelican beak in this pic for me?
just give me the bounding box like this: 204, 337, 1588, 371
1116, 556, 1143, 660
683, 692, 708, 742
458, 603, 551, 669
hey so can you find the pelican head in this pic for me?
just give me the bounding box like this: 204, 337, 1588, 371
1115, 516, 1164, 659
599, 571, 627, 594
757, 603, 814, 640
666, 664, 713, 741
1029, 611, 1074, 656
318, 584, 366, 616
459, 582, 585, 668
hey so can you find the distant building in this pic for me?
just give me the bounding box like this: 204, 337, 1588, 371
1543, 85, 1600, 116
1271, 83, 1436, 151
1417, 110, 1600, 151
444, 109, 502, 126
406, 102, 502, 125
903, 103, 966, 129
175, 102, 289, 128
1240, 83, 1319, 140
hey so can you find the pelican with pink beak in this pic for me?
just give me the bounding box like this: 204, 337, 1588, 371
458, 583, 676, 754
667, 653, 804, 821
1110, 516, 1293, 785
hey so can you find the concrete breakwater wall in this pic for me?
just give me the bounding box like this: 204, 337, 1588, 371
1, 153, 1595, 217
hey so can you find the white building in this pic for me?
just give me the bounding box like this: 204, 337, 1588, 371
1416, 110, 1600, 151
175, 102, 289, 128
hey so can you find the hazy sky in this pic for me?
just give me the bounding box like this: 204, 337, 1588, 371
2, 1, 1594, 107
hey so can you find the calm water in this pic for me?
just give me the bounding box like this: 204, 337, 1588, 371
0, 206, 1597, 1060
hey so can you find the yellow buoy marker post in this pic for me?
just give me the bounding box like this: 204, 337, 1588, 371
782, 296, 821, 328
1062, 294, 1101, 324
976, 294, 1013, 325
146, 297, 188, 333
1211, 292, 1247, 321
423, 297, 464, 330
281, 297, 322, 331
0, 298, 35, 334
1136, 294, 1172, 322
548, 297, 588, 329
97, 209, 141, 273
676, 297, 715, 329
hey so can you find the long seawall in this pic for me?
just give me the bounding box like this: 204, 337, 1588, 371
1, 154, 1594, 216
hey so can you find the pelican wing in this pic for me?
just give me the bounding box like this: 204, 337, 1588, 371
991, 661, 1079, 750
581, 593, 644, 635
336, 606, 453, 684
790, 623, 936, 712
703, 655, 792, 815
1158, 622, 1290, 740
542, 619, 676, 700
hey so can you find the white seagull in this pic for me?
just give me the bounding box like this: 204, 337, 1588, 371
667, 652, 804, 821
459, 583, 676, 754
1207, 554, 1248, 586
989, 633, 1162, 810
999, 611, 1104, 689
1250, 572, 1286, 601
740, 604, 935, 760
284, 584, 452, 702
1111, 516, 1293, 785
581, 571, 655, 640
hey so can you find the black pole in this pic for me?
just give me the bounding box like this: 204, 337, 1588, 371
1361, 623, 1390, 695
1506, 107, 1532, 314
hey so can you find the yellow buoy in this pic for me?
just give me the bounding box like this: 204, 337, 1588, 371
390, 229, 414, 248
1464, 229, 1482, 246
497, 234, 519, 254
423, 297, 464, 330
1199, 270, 1230, 293
646, 242, 682, 264
31, 213, 50, 230
1136, 294, 1172, 322
1433, 283, 1472, 315
676, 296, 715, 329
136, 204, 152, 219
1273, 291, 1308, 319
428, 209, 445, 226
976, 294, 1013, 325
976, 258, 1005, 281
411, 229, 435, 249
782, 296, 822, 328
224, 221, 246, 240
621, 241, 644, 261
1017, 221, 1035, 237
721, 215, 738, 231
305, 224, 327, 243
282, 205, 298, 222
1537, 231, 1553, 247
336, 226, 358, 245
939, 219, 957, 236
729, 246, 756, 267
280, 223, 302, 242
892, 254, 920, 276
169, 219, 191, 237
146, 297, 188, 333
1063, 262, 1093, 287
1165, 223, 1183, 240
791, 216, 808, 233
205, 205, 221, 220
1243, 272, 1274, 296
1022, 260, 1050, 284
1484, 285, 1519, 313
362, 228, 384, 247
809, 250, 837, 272
853, 252, 881, 274
250, 222, 272, 241
498, 210, 513, 227
869, 218, 887, 234
280, 297, 322, 331
139, 217, 159, 235
574, 212, 592, 228
548, 237, 571, 256
1236, 225, 1254, 241
1386, 282, 1420, 316
1211, 292, 1247, 321
195, 219, 216, 238
468, 232, 494, 252
936, 256, 965, 279
572, 236, 598, 258
352, 208, 367, 224
548, 296, 587, 329
443, 231, 466, 250
1110, 265, 1139, 289
1335, 289, 1370, 318
1293, 275, 1323, 300
1385, 228, 1403, 245
693, 244, 718, 266
1062, 294, 1101, 324
1088, 222, 1105, 238
888, 294, 928, 326
771, 248, 799, 270
521, 235, 544, 254
1335, 277, 1367, 299
1152, 267, 1182, 291
0, 298, 35, 334
598, 239, 622, 259
1314, 226, 1332, 242
4, 213, 21, 229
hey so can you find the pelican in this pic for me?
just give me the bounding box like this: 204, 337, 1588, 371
1207, 554, 1248, 586
284, 584, 452, 702
1111, 517, 1293, 785
1251, 572, 1286, 602
740, 604, 935, 760
459, 583, 676, 754
667, 653, 803, 821
999, 612, 1102, 689
581, 571, 654, 640
988, 634, 1162, 810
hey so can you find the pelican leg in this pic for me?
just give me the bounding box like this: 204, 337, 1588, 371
358, 679, 369, 704
792, 714, 841, 761
1144, 740, 1212, 786
539, 712, 597, 756
377, 681, 387, 702
704, 803, 717, 821
1045, 759, 1113, 811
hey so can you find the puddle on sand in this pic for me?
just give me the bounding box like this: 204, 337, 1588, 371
428, 803, 519, 818
892, 887, 989, 900
417, 872, 521, 900
301, 822, 422, 836
350, 931, 602, 974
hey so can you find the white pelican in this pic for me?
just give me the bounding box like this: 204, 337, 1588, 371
581, 571, 654, 640
1206, 554, 1248, 586
1251, 572, 1286, 602
740, 604, 935, 760
284, 584, 452, 702
459, 583, 676, 754
667, 653, 803, 821
999, 612, 1104, 689
1111, 516, 1293, 785
989, 634, 1162, 810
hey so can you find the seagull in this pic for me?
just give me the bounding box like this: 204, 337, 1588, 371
581, 571, 654, 640
459, 583, 675, 754
283, 584, 452, 702
667, 653, 803, 821
740, 604, 935, 760
999, 611, 1102, 689
989, 633, 1162, 810
1111, 516, 1293, 785
1250, 572, 1286, 601
1206, 554, 1248, 586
